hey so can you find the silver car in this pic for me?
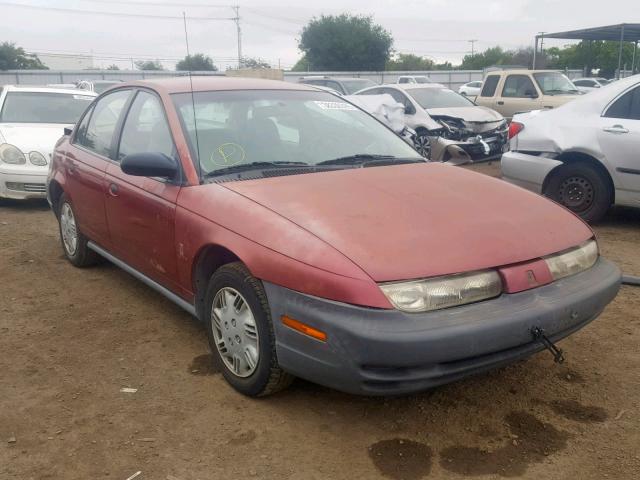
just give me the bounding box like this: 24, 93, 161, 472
356, 84, 507, 162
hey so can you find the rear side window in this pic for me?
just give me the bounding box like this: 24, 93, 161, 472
470, 81, 482, 88
502, 75, 537, 98
398, 78, 409, 84
75, 105, 94, 147
480, 76, 499, 97
605, 86, 640, 120
118, 91, 174, 161
75, 89, 130, 158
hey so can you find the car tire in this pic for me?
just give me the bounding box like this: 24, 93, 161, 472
57, 193, 100, 267
414, 131, 431, 159
544, 163, 611, 223
204, 262, 293, 397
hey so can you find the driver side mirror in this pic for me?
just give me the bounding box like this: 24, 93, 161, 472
121, 152, 179, 178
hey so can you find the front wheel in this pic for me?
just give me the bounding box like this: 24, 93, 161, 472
204, 262, 293, 396
543, 163, 611, 223
414, 132, 431, 159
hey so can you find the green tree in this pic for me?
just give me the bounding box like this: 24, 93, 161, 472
298, 14, 393, 71
386, 53, 434, 71
546, 41, 636, 77
0, 42, 48, 70
176, 53, 217, 71
242, 57, 271, 69
291, 55, 310, 72
106, 64, 120, 70
135, 60, 164, 71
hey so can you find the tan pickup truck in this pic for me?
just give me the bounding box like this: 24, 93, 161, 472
475, 70, 582, 119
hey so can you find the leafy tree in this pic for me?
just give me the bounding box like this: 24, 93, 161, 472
176, 53, 217, 71
0, 42, 48, 70
135, 60, 164, 71
298, 14, 393, 71
106, 64, 120, 70
291, 55, 310, 72
242, 57, 271, 69
386, 53, 434, 71
546, 41, 636, 77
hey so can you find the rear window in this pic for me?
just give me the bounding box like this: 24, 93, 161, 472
0, 91, 94, 124
480, 76, 500, 97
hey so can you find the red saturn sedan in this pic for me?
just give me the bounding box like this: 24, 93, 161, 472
47, 77, 621, 397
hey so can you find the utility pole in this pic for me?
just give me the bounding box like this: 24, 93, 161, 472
538, 32, 546, 67
468, 39, 477, 57
232, 5, 242, 68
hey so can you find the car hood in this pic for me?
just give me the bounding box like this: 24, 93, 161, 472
223, 163, 592, 282
0, 123, 70, 155
427, 106, 505, 133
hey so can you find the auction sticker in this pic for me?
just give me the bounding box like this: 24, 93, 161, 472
313, 101, 357, 111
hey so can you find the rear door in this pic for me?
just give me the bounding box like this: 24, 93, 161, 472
104, 89, 183, 292
598, 84, 640, 198
67, 89, 132, 245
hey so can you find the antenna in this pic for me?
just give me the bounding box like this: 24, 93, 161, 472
183, 11, 202, 181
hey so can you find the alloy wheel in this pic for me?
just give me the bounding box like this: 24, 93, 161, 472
414, 134, 431, 159
60, 203, 78, 256
211, 287, 260, 378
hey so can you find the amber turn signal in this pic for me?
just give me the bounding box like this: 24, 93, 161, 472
281, 315, 327, 342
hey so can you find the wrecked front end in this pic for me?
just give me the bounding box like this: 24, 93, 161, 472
428, 115, 508, 165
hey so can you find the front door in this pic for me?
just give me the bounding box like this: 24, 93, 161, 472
104, 89, 183, 292
499, 74, 541, 118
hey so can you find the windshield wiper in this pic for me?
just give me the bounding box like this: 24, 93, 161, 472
317, 154, 424, 167
204, 161, 313, 177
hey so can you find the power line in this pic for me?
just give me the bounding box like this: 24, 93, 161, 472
80, 0, 232, 7
0, 1, 234, 20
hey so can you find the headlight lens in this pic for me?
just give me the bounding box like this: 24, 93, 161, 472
29, 151, 47, 166
544, 239, 598, 281
380, 270, 503, 313
0, 143, 26, 165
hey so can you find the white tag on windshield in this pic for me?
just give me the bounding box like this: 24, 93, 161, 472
73, 95, 93, 100
313, 101, 357, 111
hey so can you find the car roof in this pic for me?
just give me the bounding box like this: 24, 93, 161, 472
125, 76, 318, 94
1, 85, 97, 95
485, 69, 563, 75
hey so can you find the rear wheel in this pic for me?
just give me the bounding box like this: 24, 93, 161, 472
57, 194, 100, 267
204, 262, 293, 396
544, 163, 611, 223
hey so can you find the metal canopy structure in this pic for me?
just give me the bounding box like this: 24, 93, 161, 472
533, 23, 640, 78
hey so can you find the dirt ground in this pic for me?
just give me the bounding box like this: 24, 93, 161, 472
1, 162, 639, 480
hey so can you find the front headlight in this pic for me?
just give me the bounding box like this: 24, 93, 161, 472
380, 270, 503, 313
0, 143, 26, 165
28, 151, 47, 166
544, 239, 598, 281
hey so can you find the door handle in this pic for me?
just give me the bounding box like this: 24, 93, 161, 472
603, 125, 629, 134
109, 183, 119, 196
68, 161, 78, 175
497, 101, 504, 105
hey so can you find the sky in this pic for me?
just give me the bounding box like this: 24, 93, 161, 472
0, 0, 635, 70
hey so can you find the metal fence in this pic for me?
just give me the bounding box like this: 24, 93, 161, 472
0, 68, 594, 91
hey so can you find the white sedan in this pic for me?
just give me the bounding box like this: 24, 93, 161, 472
0, 86, 96, 200
502, 74, 640, 222
458, 81, 482, 97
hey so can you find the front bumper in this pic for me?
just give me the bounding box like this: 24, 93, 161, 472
501, 151, 563, 193
265, 257, 620, 395
431, 133, 508, 164
0, 166, 48, 199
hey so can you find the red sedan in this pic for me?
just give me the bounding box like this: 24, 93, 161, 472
47, 77, 621, 396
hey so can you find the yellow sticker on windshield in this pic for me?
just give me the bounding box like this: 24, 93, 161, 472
212, 143, 246, 167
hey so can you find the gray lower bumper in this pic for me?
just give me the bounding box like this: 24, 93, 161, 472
264, 257, 621, 395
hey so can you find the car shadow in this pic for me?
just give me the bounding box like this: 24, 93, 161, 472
0, 198, 50, 211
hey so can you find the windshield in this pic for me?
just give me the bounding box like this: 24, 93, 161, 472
532, 72, 579, 95
414, 77, 431, 84
0, 92, 94, 123
406, 88, 475, 109
172, 90, 422, 178
341, 79, 376, 94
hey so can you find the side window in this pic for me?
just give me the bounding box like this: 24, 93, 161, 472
398, 78, 409, 84
76, 89, 130, 157
357, 88, 383, 95
74, 105, 94, 147
382, 88, 415, 114
502, 75, 537, 98
574, 80, 590, 87
472, 81, 482, 88
605, 86, 640, 120
325, 81, 343, 93
118, 91, 174, 161
480, 75, 500, 97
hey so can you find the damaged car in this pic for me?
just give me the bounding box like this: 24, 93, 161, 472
502, 74, 640, 223
355, 84, 508, 163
